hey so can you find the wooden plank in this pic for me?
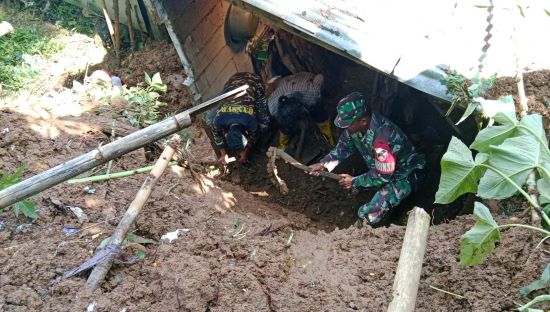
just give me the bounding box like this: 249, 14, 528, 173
202, 60, 238, 99
194, 75, 211, 95
170, 0, 219, 40
159, 0, 194, 19
232, 50, 252, 72
202, 45, 236, 86
184, 0, 227, 53
184, 24, 227, 77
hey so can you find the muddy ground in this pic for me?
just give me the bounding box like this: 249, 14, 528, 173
1, 15, 550, 311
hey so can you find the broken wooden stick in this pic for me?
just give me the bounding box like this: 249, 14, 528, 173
267, 147, 341, 180
387, 207, 431, 312
267, 147, 289, 194
85, 146, 175, 291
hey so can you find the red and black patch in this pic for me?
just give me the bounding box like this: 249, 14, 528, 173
373, 140, 396, 174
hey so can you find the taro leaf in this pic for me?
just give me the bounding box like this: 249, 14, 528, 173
460, 202, 501, 266
144, 72, 151, 86
539, 178, 550, 205
456, 101, 477, 125
518, 114, 547, 144
150, 73, 167, 93
520, 263, 550, 296
478, 134, 545, 199
518, 114, 550, 172
474, 95, 515, 118
470, 112, 517, 153
435, 137, 487, 204
13, 200, 37, 220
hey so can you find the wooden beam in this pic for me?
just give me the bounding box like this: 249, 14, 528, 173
387, 207, 431, 312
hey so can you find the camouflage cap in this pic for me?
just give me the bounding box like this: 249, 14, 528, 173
334, 92, 368, 128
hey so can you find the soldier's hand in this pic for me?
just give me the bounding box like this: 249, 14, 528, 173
308, 163, 326, 176
339, 174, 354, 189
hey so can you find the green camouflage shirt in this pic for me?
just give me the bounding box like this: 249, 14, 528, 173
321, 112, 425, 188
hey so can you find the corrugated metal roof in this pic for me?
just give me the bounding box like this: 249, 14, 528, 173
229, 0, 550, 103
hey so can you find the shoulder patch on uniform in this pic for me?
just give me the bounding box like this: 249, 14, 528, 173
373, 140, 396, 174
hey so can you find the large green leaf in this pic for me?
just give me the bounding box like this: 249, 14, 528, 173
470, 112, 517, 153
435, 137, 487, 204
518, 114, 547, 143
479, 133, 548, 199
520, 263, 550, 296
539, 178, 550, 205
519, 114, 550, 174
460, 202, 501, 266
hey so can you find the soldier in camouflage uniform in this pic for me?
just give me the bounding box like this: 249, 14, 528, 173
309, 92, 425, 225
211, 72, 271, 164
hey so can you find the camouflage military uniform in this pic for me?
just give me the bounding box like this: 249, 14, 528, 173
321, 93, 425, 225
212, 72, 271, 150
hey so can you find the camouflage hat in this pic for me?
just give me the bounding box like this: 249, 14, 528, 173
334, 92, 369, 128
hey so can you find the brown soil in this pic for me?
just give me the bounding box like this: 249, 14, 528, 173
486, 69, 550, 138
1, 82, 549, 312
1, 14, 550, 309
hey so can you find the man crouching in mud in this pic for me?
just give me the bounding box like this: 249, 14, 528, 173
309, 92, 425, 226
211, 72, 271, 165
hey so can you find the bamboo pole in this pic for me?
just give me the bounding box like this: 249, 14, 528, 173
85, 146, 175, 291
387, 207, 431, 312
113, 0, 121, 65
100, 0, 115, 45
125, 0, 136, 51
0, 85, 248, 209
67, 162, 177, 184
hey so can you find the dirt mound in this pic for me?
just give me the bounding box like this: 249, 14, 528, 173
1, 103, 548, 311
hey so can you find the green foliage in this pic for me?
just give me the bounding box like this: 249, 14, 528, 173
122, 72, 168, 128
434, 137, 487, 204
444, 70, 497, 125
437, 111, 550, 301
0, 23, 63, 92
460, 202, 501, 266
435, 112, 550, 204
97, 232, 156, 250
45, 1, 95, 35
0, 166, 38, 220
21, 0, 95, 35
520, 263, 550, 296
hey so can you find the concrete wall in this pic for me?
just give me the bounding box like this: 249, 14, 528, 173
161, 0, 252, 101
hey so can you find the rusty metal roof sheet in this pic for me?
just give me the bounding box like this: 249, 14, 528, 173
230, 0, 550, 103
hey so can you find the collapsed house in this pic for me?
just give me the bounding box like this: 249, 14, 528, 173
62, 0, 550, 218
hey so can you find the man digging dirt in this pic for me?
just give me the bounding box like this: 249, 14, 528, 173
211, 72, 271, 165
309, 92, 426, 225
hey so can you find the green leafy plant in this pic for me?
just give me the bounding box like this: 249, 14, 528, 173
444, 70, 497, 125
97, 232, 156, 249
0, 23, 63, 93
436, 112, 550, 207
436, 112, 550, 304
0, 166, 38, 220
122, 72, 167, 128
